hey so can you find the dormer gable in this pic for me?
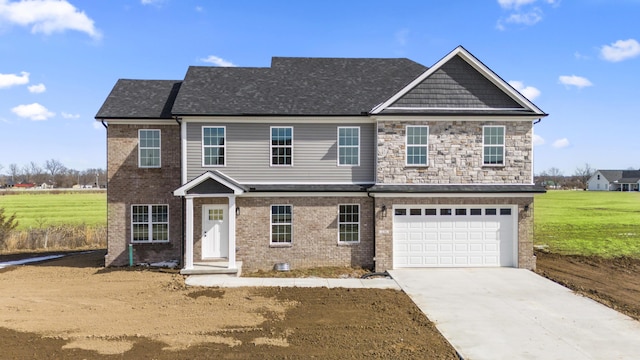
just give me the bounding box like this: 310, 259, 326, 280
371, 46, 546, 117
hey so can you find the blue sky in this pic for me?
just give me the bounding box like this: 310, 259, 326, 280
1, 0, 639, 176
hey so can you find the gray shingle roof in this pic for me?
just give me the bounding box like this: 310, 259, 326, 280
171, 57, 427, 116
95, 80, 182, 119
598, 170, 640, 182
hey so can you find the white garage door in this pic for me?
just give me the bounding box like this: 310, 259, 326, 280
393, 205, 516, 268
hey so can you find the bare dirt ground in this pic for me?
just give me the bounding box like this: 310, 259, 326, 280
535, 250, 640, 321
0, 250, 458, 359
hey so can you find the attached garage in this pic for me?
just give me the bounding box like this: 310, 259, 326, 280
393, 205, 517, 268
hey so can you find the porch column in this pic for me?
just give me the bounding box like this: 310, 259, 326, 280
184, 196, 194, 270
227, 195, 237, 269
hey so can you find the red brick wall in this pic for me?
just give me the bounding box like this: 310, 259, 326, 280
106, 123, 183, 266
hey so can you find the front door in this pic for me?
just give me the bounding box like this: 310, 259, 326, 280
202, 204, 228, 259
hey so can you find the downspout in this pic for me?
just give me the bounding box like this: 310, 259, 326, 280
101, 120, 108, 129
367, 190, 376, 272
175, 117, 185, 268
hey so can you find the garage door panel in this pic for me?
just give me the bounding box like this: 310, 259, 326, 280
394, 205, 515, 268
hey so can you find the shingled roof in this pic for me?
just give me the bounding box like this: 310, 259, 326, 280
171, 57, 427, 116
95, 80, 182, 119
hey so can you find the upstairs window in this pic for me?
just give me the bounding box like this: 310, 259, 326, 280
338, 127, 360, 166
483, 126, 505, 166
203, 126, 225, 166
271, 127, 293, 166
131, 204, 169, 243
139, 129, 160, 168
406, 126, 429, 166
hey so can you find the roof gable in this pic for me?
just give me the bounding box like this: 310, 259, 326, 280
372, 46, 546, 116
173, 171, 246, 196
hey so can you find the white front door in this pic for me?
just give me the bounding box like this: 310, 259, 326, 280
202, 204, 228, 259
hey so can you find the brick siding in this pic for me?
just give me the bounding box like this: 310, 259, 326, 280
105, 123, 183, 266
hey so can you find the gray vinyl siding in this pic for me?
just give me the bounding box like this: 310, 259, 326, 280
186, 122, 375, 183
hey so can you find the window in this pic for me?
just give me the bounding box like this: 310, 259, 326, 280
425, 209, 437, 216
338, 204, 359, 243
337, 127, 360, 166
271, 205, 292, 244
470, 208, 482, 215
139, 129, 160, 168
455, 209, 467, 216
395, 209, 407, 216
500, 208, 512, 215
483, 126, 505, 165
271, 127, 293, 166
202, 126, 225, 166
485, 208, 497, 215
440, 208, 452, 216
131, 205, 169, 242
406, 126, 429, 166
410, 208, 422, 216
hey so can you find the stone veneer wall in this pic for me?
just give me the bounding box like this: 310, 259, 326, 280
377, 120, 532, 184
106, 123, 183, 266
223, 196, 376, 272
373, 196, 536, 272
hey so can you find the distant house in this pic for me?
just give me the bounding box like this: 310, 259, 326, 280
14, 183, 36, 189
587, 170, 640, 191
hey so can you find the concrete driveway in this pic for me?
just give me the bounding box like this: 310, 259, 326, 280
389, 268, 640, 360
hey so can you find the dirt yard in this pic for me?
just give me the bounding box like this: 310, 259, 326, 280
535, 250, 640, 321
0, 251, 458, 359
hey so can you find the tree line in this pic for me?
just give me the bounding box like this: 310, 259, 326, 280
535, 163, 603, 190
0, 160, 105, 189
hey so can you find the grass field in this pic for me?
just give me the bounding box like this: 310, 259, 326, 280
535, 190, 640, 257
0, 191, 106, 229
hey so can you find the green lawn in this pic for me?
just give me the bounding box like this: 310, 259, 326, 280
0, 191, 106, 229
535, 190, 640, 257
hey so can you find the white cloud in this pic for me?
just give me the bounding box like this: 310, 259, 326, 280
61, 112, 79, 119
0, 71, 29, 88
200, 55, 236, 67
600, 39, 640, 62
11, 102, 54, 121
533, 134, 545, 146
509, 80, 541, 100
497, 0, 536, 9
92, 121, 103, 130
28, 83, 46, 93
0, 0, 101, 39
552, 138, 569, 149
505, 8, 543, 26
559, 75, 593, 89
141, 0, 166, 5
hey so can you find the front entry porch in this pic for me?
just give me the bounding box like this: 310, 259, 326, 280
174, 171, 247, 275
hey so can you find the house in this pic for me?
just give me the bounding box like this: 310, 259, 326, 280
587, 170, 640, 191
95, 46, 547, 274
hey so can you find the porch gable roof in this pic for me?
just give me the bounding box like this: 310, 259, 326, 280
173, 171, 247, 196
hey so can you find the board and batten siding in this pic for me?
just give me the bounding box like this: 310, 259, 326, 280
186, 121, 375, 183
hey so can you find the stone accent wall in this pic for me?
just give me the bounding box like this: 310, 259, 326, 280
377, 120, 532, 184
106, 123, 183, 266
373, 196, 536, 272
223, 196, 375, 272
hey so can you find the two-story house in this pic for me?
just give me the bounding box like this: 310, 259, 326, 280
95, 46, 546, 275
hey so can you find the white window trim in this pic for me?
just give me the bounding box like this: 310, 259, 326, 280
270, 126, 294, 167
482, 125, 506, 167
270, 204, 293, 245
202, 125, 226, 167
405, 125, 429, 167
131, 204, 169, 243
338, 204, 360, 244
337, 126, 360, 166
138, 129, 161, 168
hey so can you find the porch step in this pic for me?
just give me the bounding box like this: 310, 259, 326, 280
180, 261, 243, 277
